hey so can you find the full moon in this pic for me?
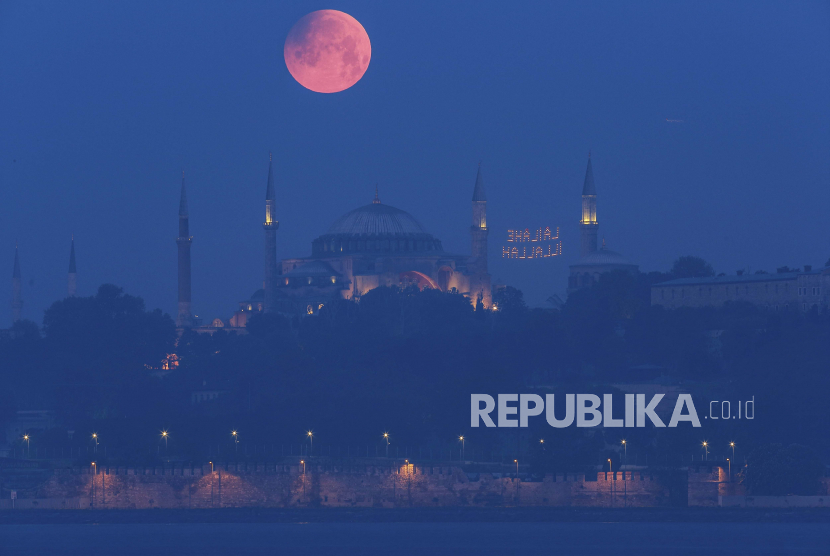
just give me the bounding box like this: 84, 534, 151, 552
284, 10, 371, 94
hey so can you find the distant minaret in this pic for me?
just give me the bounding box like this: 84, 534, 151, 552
176, 172, 194, 328
579, 154, 599, 258
11, 244, 22, 324
470, 163, 488, 274
68, 236, 77, 296
263, 153, 279, 313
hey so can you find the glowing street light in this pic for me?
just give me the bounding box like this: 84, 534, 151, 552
161, 430, 169, 453
209, 461, 214, 473
92, 433, 99, 454
307, 431, 314, 457
729, 441, 735, 463
702, 441, 708, 461
621, 439, 627, 467
22, 434, 30, 458
383, 433, 390, 458
727, 458, 731, 481
231, 430, 239, 454
458, 436, 465, 460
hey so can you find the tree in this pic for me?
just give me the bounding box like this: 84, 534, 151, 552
670, 256, 715, 279
493, 286, 527, 316
743, 443, 825, 495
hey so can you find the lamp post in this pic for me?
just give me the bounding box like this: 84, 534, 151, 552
300, 459, 306, 500
383, 433, 390, 458
23, 435, 30, 458
608, 458, 614, 506
621, 439, 627, 467
702, 441, 708, 461
459, 436, 465, 460
729, 442, 735, 467
232, 430, 239, 455
514, 459, 519, 500
92, 433, 99, 454
727, 458, 731, 482
307, 431, 313, 457
161, 431, 169, 454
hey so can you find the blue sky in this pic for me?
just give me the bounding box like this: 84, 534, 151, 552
1, 1, 828, 322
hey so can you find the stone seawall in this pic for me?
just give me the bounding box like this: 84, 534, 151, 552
1, 461, 730, 509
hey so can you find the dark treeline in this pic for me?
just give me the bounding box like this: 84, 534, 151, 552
1, 257, 828, 488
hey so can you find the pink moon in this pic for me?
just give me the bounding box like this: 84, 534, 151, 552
284, 10, 371, 94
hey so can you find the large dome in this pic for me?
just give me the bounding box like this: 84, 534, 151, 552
326, 203, 429, 236
313, 200, 442, 256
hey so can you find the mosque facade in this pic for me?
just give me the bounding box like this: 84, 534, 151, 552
183, 159, 493, 330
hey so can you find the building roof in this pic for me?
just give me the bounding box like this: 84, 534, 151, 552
472, 165, 486, 202
654, 268, 826, 287
326, 201, 431, 237
582, 156, 596, 196
571, 247, 636, 268
283, 260, 341, 278
265, 155, 275, 201
68, 238, 76, 273
178, 172, 188, 217
12, 245, 20, 278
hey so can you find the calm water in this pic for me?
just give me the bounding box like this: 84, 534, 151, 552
0, 522, 825, 555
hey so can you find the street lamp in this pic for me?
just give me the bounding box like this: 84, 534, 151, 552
621, 439, 627, 467
161, 430, 169, 453
727, 458, 731, 481
702, 441, 708, 461
514, 459, 519, 498
307, 431, 313, 457
209, 461, 214, 473
729, 441, 735, 464
383, 433, 390, 458
23, 435, 30, 458
92, 433, 99, 454
458, 436, 465, 460
300, 460, 306, 499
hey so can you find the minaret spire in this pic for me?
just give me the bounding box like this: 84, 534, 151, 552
263, 154, 279, 313
579, 155, 599, 257
68, 236, 77, 296
11, 243, 23, 324
176, 172, 194, 327
470, 163, 491, 308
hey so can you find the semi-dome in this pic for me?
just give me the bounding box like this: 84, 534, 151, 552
312, 198, 443, 256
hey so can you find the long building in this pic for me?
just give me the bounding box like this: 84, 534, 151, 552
651, 266, 829, 312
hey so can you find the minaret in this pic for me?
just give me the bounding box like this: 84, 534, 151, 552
469, 164, 491, 308
263, 153, 279, 313
68, 236, 77, 296
579, 154, 598, 258
11, 244, 22, 324
176, 172, 194, 328
470, 163, 488, 273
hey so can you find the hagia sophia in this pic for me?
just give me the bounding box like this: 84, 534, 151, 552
10, 154, 824, 331
2, 156, 649, 331
178, 156, 494, 331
